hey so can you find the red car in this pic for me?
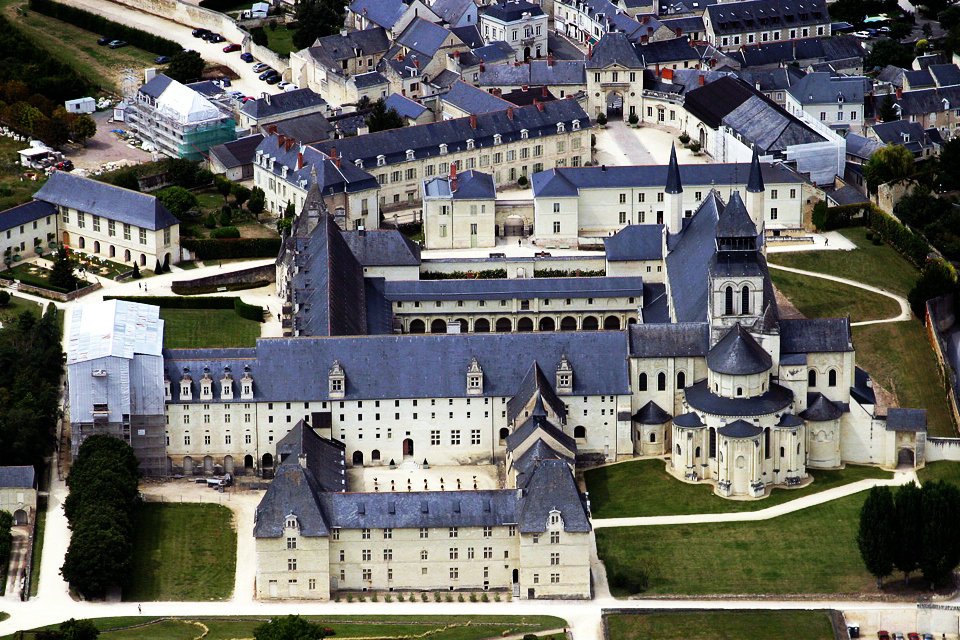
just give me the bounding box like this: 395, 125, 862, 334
878, 632, 890, 640
223, 43, 241, 53
908, 634, 920, 640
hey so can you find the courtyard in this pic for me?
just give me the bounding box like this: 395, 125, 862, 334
346, 461, 500, 493
593, 120, 714, 167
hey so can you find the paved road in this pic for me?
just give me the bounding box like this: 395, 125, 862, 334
2, 528, 30, 602
767, 264, 913, 326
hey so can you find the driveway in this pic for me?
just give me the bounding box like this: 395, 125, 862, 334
67, 111, 154, 172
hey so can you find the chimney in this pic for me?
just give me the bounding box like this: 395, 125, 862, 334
662, 68, 674, 82
641, 14, 649, 23
277, 134, 286, 147
522, 84, 529, 92
470, 114, 477, 129
698, 74, 705, 86
507, 107, 514, 120
285, 137, 295, 152
896, 87, 903, 99
264, 92, 271, 106
536, 100, 544, 112
358, 225, 366, 236
676, 27, 683, 37
640, 34, 648, 44
587, 44, 593, 59
655, 64, 660, 75
449, 162, 457, 192
297, 152, 304, 170
541, 85, 548, 97
414, 59, 420, 68
547, 53, 555, 66
480, 62, 485, 71
340, 28, 347, 37
330, 147, 340, 168
454, 50, 460, 58
601, 164, 607, 171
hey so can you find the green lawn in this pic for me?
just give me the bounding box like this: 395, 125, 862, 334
853, 321, 957, 437
264, 25, 297, 56
4, 615, 567, 640
28, 495, 46, 597
585, 459, 889, 518
769, 227, 919, 297
918, 461, 960, 484
605, 611, 835, 640
0, 137, 48, 211
159, 308, 261, 348
596, 493, 876, 596
0, 263, 90, 294
770, 268, 900, 322
0, 294, 42, 325
125, 503, 236, 601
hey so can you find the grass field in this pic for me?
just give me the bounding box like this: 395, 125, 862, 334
585, 459, 890, 518
28, 496, 46, 597
918, 461, 960, 484
125, 503, 236, 601
770, 268, 900, 322
3, 615, 567, 640
0, 294, 42, 325
0, 263, 90, 294
265, 24, 297, 56
159, 308, 261, 349
596, 492, 876, 596
0, 138, 48, 212
605, 610, 835, 640
2, 0, 158, 91
854, 321, 956, 437
769, 227, 919, 297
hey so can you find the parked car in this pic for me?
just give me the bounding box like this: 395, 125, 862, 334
223, 43, 241, 53
108, 40, 128, 48
191, 28, 210, 38
907, 633, 920, 640
879, 25, 892, 33
240, 52, 255, 62
154, 55, 171, 64
217, 77, 232, 87
922, 634, 935, 640
208, 33, 225, 43
97, 36, 111, 45
853, 30, 872, 38
893, 633, 905, 640
55, 160, 74, 172
229, 91, 244, 100
265, 74, 281, 84
241, 96, 256, 103
253, 62, 270, 72
877, 632, 890, 640
258, 69, 276, 80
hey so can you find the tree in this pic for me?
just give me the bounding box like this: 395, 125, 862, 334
919, 481, 960, 587
877, 94, 899, 123
132, 262, 141, 279
58, 618, 100, 640
365, 98, 405, 133
935, 138, 960, 190
49, 247, 77, 290
863, 144, 914, 193
248, 186, 265, 220
219, 205, 233, 227
276, 201, 295, 234
292, 0, 345, 50
156, 186, 199, 220
253, 616, 331, 640
250, 26, 269, 46
940, 5, 960, 29
0, 511, 12, 574
893, 482, 923, 582
857, 485, 897, 588
596, 112, 608, 126
68, 113, 96, 146
0, 291, 9, 307
164, 51, 205, 84
214, 174, 233, 203
232, 183, 251, 210
865, 39, 914, 70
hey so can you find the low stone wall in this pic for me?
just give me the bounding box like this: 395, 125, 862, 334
171, 263, 274, 295
1, 279, 101, 302
925, 437, 960, 462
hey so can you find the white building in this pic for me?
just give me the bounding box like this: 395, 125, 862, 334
480, 0, 548, 61
422, 168, 497, 249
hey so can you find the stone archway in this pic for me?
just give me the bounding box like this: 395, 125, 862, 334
430, 319, 447, 333
504, 215, 526, 237
897, 447, 915, 468
409, 319, 425, 334
261, 453, 273, 469
606, 91, 623, 118
13, 509, 27, 525
560, 316, 577, 331
403, 438, 414, 457
244, 454, 254, 470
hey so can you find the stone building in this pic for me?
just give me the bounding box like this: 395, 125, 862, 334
422, 168, 497, 249
0, 467, 37, 526
479, 0, 548, 61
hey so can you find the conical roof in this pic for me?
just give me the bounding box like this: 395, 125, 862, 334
716, 191, 757, 239
632, 400, 672, 424
747, 147, 764, 193
665, 143, 682, 194
707, 324, 772, 375
800, 393, 842, 421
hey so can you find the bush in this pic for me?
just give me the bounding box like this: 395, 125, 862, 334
210, 226, 241, 239
534, 268, 605, 278
181, 237, 282, 260
596, 112, 608, 126
421, 269, 507, 280
28, 0, 181, 55
204, 213, 218, 229
234, 298, 265, 322
678, 132, 690, 144
0, 290, 10, 307
518, 175, 529, 187
250, 27, 269, 46
219, 205, 233, 227
628, 112, 639, 125
688, 140, 702, 153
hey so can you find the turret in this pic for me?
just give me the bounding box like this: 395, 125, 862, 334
665, 143, 683, 233
744, 147, 765, 233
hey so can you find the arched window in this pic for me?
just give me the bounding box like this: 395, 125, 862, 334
638, 373, 647, 391
677, 371, 686, 388
695, 446, 701, 458
741, 285, 750, 315
797, 442, 801, 454
708, 428, 716, 458
724, 285, 734, 315
780, 446, 785, 457
764, 428, 771, 459
676, 444, 681, 455
828, 369, 838, 387
649, 432, 656, 443
657, 372, 666, 391
371, 449, 381, 461
498, 427, 509, 443
736, 387, 743, 396
808, 370, 817, 387
574, 425, 586, 439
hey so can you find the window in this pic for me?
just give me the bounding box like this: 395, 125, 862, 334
483, 526, 492, 538
77, 212, 85, 228
123, 224, 131, 241
362, 549, 371, 561
420, 527, 429, 539
553, 221, 560, 233
828, 369, 838, 387
383, 548, 393, 561
383, 528, 393, 539
287, 537, 297, 549
771, 189, 778, 199
451, 430, 461, 445
431, 430, 440, 445
184, 435, 191, 445
741, 286, 750, 315
361, 528, 371, 539
790, 188, 796, 198
449, 547, 459, 560
483, 547, 493, 559
61, 208, 69, 223
92, 216, 100, 232
421, 550, 429, 560
808, 370, 817, 387
551, 573, 560, 584
724, 286, 734, 315
657, 372, 666, 391
449, 527, 458, 538
550, 531, 560, 544
362, 568, 372, 580
138, 228, 147, 245
771, 207, 778, 220
450, 567, 459, 580
471, 429, 481, 445
550, 552, 560, 565
287, 558, 297, 571
638, 372, 647, 391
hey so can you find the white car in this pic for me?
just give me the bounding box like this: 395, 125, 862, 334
852, 30, 871, 38
278, 82, 299, 92
252, 62, 270, 72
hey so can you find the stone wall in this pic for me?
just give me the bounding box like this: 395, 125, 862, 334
171, 263, 274, 294
0, 279, 101, 302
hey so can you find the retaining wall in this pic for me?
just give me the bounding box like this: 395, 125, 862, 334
171, 263, 275, 294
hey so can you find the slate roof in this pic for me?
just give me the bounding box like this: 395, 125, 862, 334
165, 332, 632, 403
844, 133, 882, 160
382, 276, 644, 302
507, 362, 569, 424
930, 63, 960, 87
397, 18, 453, 57
516, 459, 590, 532
716, 191, 758, 238
340, 229, 422, 266
661, 15, 706, 35
0, 466, 35, 488
733, 36, 862, 68
885, 407, 927, 432
254, 461, 329, 538
506, 414, 576, 453
35, 172, 178, 231
451, 25, 484, 48
321, 489, 519, 529
828, 185, 869, 206
800, 392, 842, 421
209, 134, 265, 170
472, 41, 516, 63
685, 379, 793, 416
512, 439, 572, 485
779, 318, 853, 353
893, 85, 960, 118
139, 74, 173, 99
737, 66, 806, 94
666, 191, 723, 323
484, 0, 544, 22
876, 65, 906, 87
717, 419, 763, 438
851, 366, 876, 406
628, 322, 710, 357
872, 119, 931, 155
348, 0, 408, 29
477, 60, 587, 87
0, 200, 55, 232
241, 89, 327, 120
711, 83, 826, 152
443, 81, 513, 114
308, 28, 390, 73
665, 144, 682, 194
384, 93, 428, 120
681, 76, 755, 129
776, 413, 803, 428
432, 0, 475, 25
707, 324, 772, 375
352, 71, 389, 89
272, 114, 334, 145
633, 400, 672, 424
673, 411, 705, 427
603, 224, 664, 261
706, 0, 828, 36
256, 133, 379, 195
274, 420, 347, 493
637, 37, 700, 64
904, 68, 934, 89
312, 99, 590, 169
586, 32, 643, 69
423, 169, 497, 199
787, 72, 868, 104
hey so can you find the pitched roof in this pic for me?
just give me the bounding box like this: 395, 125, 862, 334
800, 392, 843, 421
0, 200, 55, 232
0, 466, 35, 488
432, 0, 475, 24
397, 18, 453, 57
320, 489, 519, 529
240, 88, 328, 120
628, 322, 710, 357
274, 420, 346, 493
885, 407, 927, 432
35, 172, 178, 231
637, 36, 700, 64
442, 81, 513, 114
471, 41, 516, 63
139, 73, 173, 99
716, 191, 757, 238
483, 0, 545, 22
786, 72, 868, 104
633, 400, 672, 424
209, 133, 265, 169
256, 134, 379, 195
719, 91, 826, 153
586, 32, 643, 69
665, 144, 682, 194
685, 379, 793, 416
506, 414, 576, 454
603, 224, 664, 261
706, 0, 828, 36
308, 27, 390, 71
384, 93, 429, 120
930, 63, 960, 87
517, 459, 590, 533
776, 413, 803, 428
254, 462, 329, 537
717, 419, 763, 438
348, 0, 408, 29
382, 276, 644, 301
779, 317, 853, 353
707, 324, 772, 375
747, 147, 764, 193
423, 169, 497, 200
674, 411, 705, 427
666, 191, 723, 322
340, 229, 422, 266
477, 60, 587, 87
272, 114, 334, 145
507, 361, 568, 424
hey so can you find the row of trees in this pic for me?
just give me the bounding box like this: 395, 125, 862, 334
60, 435, 140, 599
858, 482, 960, 589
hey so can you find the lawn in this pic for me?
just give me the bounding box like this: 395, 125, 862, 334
605, 610, 835, 640
28, 495, 46, 597
585, 459, 889, 518
854, 321, 957, 437
159, 308, 261, 348
125, 503, 236, 601
4, 615, 567, 640
596, 492, 876, 596
1, 0, 158, 91
0, 263, 90, 294
918, 461, 960, 484
769, 227, 919, 297
264, 24, 297, 56
0, 293, 42, 325
770, 268, 900, 322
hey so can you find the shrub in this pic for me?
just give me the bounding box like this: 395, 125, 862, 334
596, 112, 608, 126
250, 26, 268, 46
421, 269, 507, 280
28, 0, 181, 55
0, 290, 9, 307
181, 237, 282, 260
234, 298, 265, 322
219, 205, 233, 227
204, 213, 218, 229
678, 132, 690, 144
534, 268, 605, 278
608, 568, 650, 594
210, 226, 241, 239
518, 175, 529, 187
688, 140, 702, 153
628, 112, 639, 125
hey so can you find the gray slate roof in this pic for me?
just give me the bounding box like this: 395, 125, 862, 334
666, 191, 722, 323
483, 0, 544, 22
603, 224, 664, 261
800, 392, 842, 421
0, 200, 55, 232
0, 466, 35, 488
274, 421, 346, 493
706, 0, 828, 35
35, 172, 178, 231
930, 63, 960, 87
706, 324, 772, 375
348, 0, 408, 29
139, 74, 173, 99
382, 276, 644, 302
477, 60, 587, 87
628, 322, 710, 357
423, 169, 497, 200
716, 191, 757, 238
786, 72, 868, 104
506, 414, 576, 454
507, 363, 568, 425
320, 489, 519, 529
885, 407, 927, 432
256, 134, 379, 195
779, 318, 853, 353
633, 400, 672, 424
717, 419, 763, 438
340, 229, 422, 266
685, 379, 793, 416
586, 32, 643, 69
241, 88, 327, 120
516, 459, 590, 533
443, 81, 513, 114
433, 0, 475, 24
254, 462, 329, 538
674, 411, 705, 427
209, 134, 265, 170
384, 93, 428, 120
397, 18, 452, 57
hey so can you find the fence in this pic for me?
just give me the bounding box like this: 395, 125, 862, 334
0, 278, 101, 302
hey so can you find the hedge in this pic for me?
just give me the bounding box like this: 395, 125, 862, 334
210, 226, 241, 239
813, 202, 931, 268
199, 0, 247, 11
234, 298, 264, 322
182, 237, 282, 260
534, 268, 605, 278
104, 295, 265, 323
421, 269, 507, 280
171, 280, 272, 295
28, 0, 182, 56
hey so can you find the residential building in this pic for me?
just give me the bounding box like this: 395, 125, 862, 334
870, 120, 941, 159
702, 0, 831, 51
890, 85, 960, 140
480, 0, 548, 61
432, 0, 478, 28
346, 0, 439, 37
238, 89, 330, 131
0, 201, 57, 266
441, 81, 514, 119
477, 59, 587, 99
208, 134, 266, 181
731, 36, 862, 74
0, 467, 37, 526
422, 168, 497, 249
384, 93, 432, 125
784, 72, 869, 133
290, 29, 391, 108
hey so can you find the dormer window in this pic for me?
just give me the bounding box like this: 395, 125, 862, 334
329, 360, 346, 399
572, 119, 581, 131
285, 514, 299, 530
377, 154, 386, 166
241, 366, 254, 400
466, 356, 483, 396
466, 138, 475, 150
556, 354, 573, 395
557, 122, 565, 133
355, 159, 364, 168
520, 128, 529, 139
439, 143, 448, 155
494, 133, 502, 145
405, 149, 415, 161
281, 165, 289, 178
164, 378, 172, 401
180, 369, 193, 401
221, 368, 234, 400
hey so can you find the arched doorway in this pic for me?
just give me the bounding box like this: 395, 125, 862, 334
372, 449, 381, 462
203, 455, 213, 473
124, 249, 131, 262
261, 453, 273, 469
78, 237, 85, 249
13, 509, 27, 525
539, 317, 555, 331
183, 456, 194, 475
224, 455, 235, 474
93, 240, 100, 254
698, 126, 707, 149
582, 316, 599, 330
352, 450, 364, 466
523, 45, 531, 60
139, 254, 147, 266
430, 319, 447, 333
603, 315, 620, 330
455, 318, 468, 333
474, 318, 490, 332
606, 91, 623, 118
61, 231, 70, 245
244, 454, 254, 470
560, 316, 577, 331
504, 215, 525, 237
496, 318, 512, 332
109, 245, 116, 258
409, 319, 425, 334
517, 317, 533, 332
897, 448, 915, 468
499, 427, 509, 443
403, 438, 414, 457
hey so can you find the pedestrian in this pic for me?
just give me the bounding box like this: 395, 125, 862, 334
137, 282, 141, 290
144, 284, 148, 292
517, 238, 521, 247
138, 604, 141, 614
825, 237, 829, 246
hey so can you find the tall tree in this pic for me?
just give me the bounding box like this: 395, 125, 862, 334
863, 144, 914, 193
232, 183, 251, 210
858, 485, 897, 588
893, 482, 923, 582
919, 481, 960, 587
164, 51, 205, 84
214, 174, 233, 203
254, 616, 331, 640
365, 98, 405, 133
877, 94, 899, 123
49, 247, 78, 290
248, 186, 266, 221
69, 113, 96, 146
156, 186, 199, 220
292, 0, 346, 50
